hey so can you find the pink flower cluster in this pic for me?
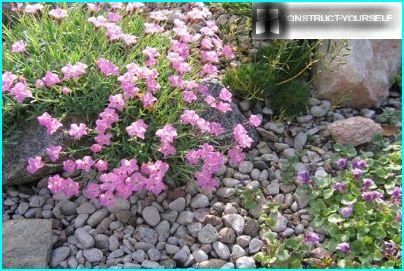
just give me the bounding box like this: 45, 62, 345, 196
82, 159, 168, 206
37, 112, 63, 135
88, 14, 138, 46
61, 62, 88, 80
11, 40, 27, 53
186, 144, 224, 190
180, 110, 224, 136
49, 8, 68, 20
24, 3, 44, 14
97, 58, 120, 76
2, 73, 32, 103
156, 125, 177, 157
17, 3, 253, 206
204, 88, 233, 113
48, 174, 79, 197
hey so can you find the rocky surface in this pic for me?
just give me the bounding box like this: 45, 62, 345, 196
327, 116, 383, 146
313, 39, 401, 108
2, 219, 53, 268
3, 89, 400, 268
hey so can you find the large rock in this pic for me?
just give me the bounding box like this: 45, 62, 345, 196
327, 116, 383, 146
313, 40, 401, 108
3, 118, 76, 185
2, 219, 53, 268
203, 80, 260, 147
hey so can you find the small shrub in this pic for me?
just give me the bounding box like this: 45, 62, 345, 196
223, 40, 317, 117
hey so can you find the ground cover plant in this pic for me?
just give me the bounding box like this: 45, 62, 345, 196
256, 137, 402, 268
3, 2, 262, 207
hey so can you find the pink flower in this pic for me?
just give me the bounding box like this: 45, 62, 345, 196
95, 160, 108, 172
121, 34, 137, 46
126, 2, 145, 12
144, 23, 164, 34
2, 71, 17, 92
63, 159, 76, 174
62, 178, 80, 196
90, 144, 103, 153
10, 81, 32, 103
120, 159, 138, 175
201, 50, 219, 63
62, 87, 72, 94
108, 12, 122, 22
219, 88, 232, 102
75, 156, 94, 173
47, 174, 64, 193
182, 91, 197, 103
233, 124, 253, 148
61, 62, 88, 80
42, 71, 61, 87
99, 191, 116, 206
156, 124, 177, 144
228, 146, 245, 165
216, 102, 232, 113
24, 4, 44, 14
222, 45, 235, 60
83, 183, 100, 199
35, 79, 45, 88
95, 133, 112, 146
45, 145, 62, 162
158, 142, 176, 157
69, 123, 88, 139
140, 92, 157, 108
27, 156, 45, 174
37, 112, 63, 135
200, 64, 218, 77
210, 122, 224, 136
97, 58, 120, 76
249, 115, 262, 127
49, 8, 68, 19
11, 40, 27, 53
126, 119, 148, 139
108, 94, 125, 111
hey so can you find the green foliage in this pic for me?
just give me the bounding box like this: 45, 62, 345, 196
210, 2, 251, 18
235, 186, 264, 210
309, 142, 402, 268
376, 109, 402, 125
280, 151, 300, 184
258, 140, 402, 268
223, 40, 317, 117
2, 4, 214, 185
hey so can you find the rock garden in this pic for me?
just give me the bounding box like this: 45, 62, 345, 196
2, 2, 402, 269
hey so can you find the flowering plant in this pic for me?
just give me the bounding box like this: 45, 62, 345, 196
3, 3, 260, 206
257, 141, 402, 268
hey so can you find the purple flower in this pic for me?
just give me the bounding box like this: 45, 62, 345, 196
336, 158, 347, 170
297, 170, 311, 184
336, 242, 350, 253
362, 191, 383, 202
362, 178, 375, 190
352, 159, 367, 170
391, 187, 402, 201
384, 241, 397, 257
352, 168, 364, 180
333, 181, 346, 192
339, 204, 353, 218
305, 231, 320, 244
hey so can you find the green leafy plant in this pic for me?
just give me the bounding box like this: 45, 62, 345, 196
235, 186, 264, 210
223, 40, 318, 117
376, 109, 402, 126
280, 151, 301, 183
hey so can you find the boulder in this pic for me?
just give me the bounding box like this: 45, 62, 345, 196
2, 219, 53, 268
3, 118, 79, 185
203, 80, 260, 147
313, 40, 401, 108
327, 116, 383, 146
